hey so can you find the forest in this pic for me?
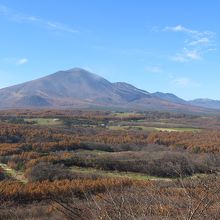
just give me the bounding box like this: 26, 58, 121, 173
1, 109, 220, 219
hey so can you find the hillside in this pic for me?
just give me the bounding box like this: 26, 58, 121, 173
0, 68, 217, 112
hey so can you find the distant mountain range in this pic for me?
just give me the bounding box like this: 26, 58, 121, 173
0, 68, 219, 113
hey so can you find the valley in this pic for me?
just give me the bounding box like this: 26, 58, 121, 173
1, 1, 220, 219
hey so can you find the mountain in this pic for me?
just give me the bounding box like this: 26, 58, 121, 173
113, 82, 150, 102
0, 68, 114, 107
0, 68, 217, 112
151, 92, 187, 104
189, 99, 220, 110
0, 68, 153, 109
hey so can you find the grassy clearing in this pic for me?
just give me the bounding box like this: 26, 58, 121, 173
0, 163, 27, 183
70, 165, 211, 182
25, 118, 63, 126
141, 121, 192, 127
108, 125, 201, 132
74, 149, 109, 156
70, 166, 171, 181
108, 125, 154, 131
154, 127, 202, 132
112, 112, 142, 118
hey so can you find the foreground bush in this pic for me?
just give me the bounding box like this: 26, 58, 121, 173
0, 178, 132, 202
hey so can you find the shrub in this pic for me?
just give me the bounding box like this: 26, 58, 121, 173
25, 163, 76, 182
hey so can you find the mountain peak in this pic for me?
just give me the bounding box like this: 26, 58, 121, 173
152, 92, 186, 104
50, 68, 104, 80
0, 67, 219, 112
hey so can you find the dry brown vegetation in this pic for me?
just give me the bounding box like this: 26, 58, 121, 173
1, 110, 220, 219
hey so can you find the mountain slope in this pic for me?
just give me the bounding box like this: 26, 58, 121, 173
113, 82, 150, 102
0, 68, 153, 109
151, 92, 187, 104
0, 68, 216, 112
189, 99, 220, 110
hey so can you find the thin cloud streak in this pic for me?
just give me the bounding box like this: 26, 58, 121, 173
0, 4, 79, 34
172, 77, 200, 88
16, 58, 28, 65
2, 57, 28, 65
145, 66, 162, 73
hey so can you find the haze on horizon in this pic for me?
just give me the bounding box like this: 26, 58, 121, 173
0, 0, 219, 101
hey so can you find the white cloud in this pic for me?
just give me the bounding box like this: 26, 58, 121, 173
164, 25, 198, 35
46, 21, 78, 33
185, 50, 201, 60
145, 66, 162, 73
0, 4, 79, 34
188, 37, 210, 46
173, 78, 189, 87
171, 54, 188, 63
164, 25, 216, 62
2, 57, 28, 65
164, 25, 214, 38
16, 58, 28, 65
172, 49, 201, 62
172, 77, 200, 88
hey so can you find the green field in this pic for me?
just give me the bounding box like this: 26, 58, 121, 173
154, 127, 202, 132
108, 125, 201, 132
112, 112, 142, 118
25, 118, 63, 126
70, 166, 170, 181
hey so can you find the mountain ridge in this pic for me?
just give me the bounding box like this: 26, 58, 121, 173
0, 68, 219, 112
189, 98, 220, 110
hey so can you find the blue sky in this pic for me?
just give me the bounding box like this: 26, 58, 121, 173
0, 0, 219, 100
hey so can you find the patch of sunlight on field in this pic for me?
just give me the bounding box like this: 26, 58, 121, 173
108, 125, 201, 132
0, 163, 27, 183
154, 127, 202, 132
113, 112, 142, 118
108, 125, 154, 131
25, 118, 63, 126
70, 166, 170, 181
